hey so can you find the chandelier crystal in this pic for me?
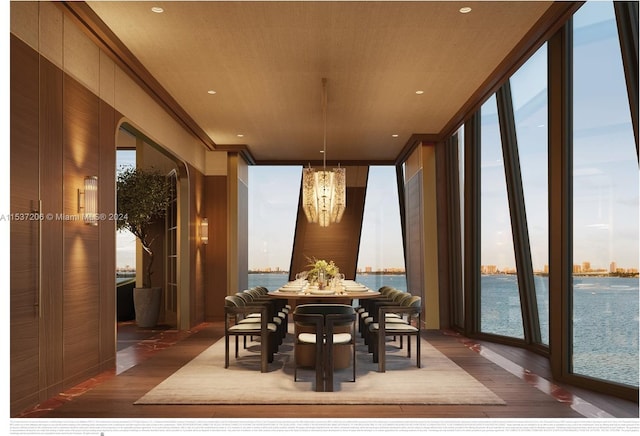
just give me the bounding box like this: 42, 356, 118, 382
302, 79, 346, 227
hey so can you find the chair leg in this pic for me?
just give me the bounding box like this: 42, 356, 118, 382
352, 338, 356, 382
371, 333, 378, 363
416, 333, 421, 368
378, 331, 386, 372
225, 334, 230, 368
315, 339, 324, 391
260, 332, 268, 373
325, 342, 333, 392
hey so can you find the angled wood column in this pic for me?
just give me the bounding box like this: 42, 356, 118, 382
290, 166, 368, 280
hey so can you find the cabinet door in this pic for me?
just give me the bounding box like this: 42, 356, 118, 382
10, 35, 41, 415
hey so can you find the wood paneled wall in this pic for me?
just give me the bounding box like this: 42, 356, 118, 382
39, 53, 65, 401
188, 163, 206, 326
10, 35, 117, 416
204, 175, 228, 321
10, 33, 42, 415
403, 143, 442, 329
404, 171, 425, 296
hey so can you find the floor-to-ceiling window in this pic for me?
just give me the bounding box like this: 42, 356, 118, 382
480, 95, 524, 339
571, 1, 639, 387
248, 166, 301, 290
510, 44, 550, 345
356, 166, 407, 291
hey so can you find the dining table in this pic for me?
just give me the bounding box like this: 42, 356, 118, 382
267, 279, 381, 307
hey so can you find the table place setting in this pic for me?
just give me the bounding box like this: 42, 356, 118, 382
275, 280, 372, 296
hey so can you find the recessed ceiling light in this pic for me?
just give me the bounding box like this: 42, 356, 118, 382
236, 134, 244, 138
207, 90, 217, 95
415, 90, 424, 95
392, 134, 399, 138
459, 7, 472, 14
151, 6, 164, 14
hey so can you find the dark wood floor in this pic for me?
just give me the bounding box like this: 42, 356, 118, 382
17, 321, 638, 424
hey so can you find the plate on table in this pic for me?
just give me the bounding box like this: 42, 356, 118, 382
344, 287, 366, 293
309, 289, 336, 295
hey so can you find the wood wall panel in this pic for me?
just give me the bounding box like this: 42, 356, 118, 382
99, 101, 117, 367
10, 34, 41, 416
62, 74, 102, 385
204, 175, 228, 321
405, 171, 424, 296
435, 141, 451, 328
39, 55, 65, 399
189, 164, 206, 326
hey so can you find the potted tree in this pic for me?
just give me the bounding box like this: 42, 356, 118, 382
116, 166, 173, 328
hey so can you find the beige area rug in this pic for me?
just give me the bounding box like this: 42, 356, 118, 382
135, 333, 505, 405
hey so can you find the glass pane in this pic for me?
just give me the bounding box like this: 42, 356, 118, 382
510, 44, 549, 345
480, 95, 524, 338
116, 149, 136, 280
572, 2, 639, 387
356, 166, 407, 291
248, 166, 301, 290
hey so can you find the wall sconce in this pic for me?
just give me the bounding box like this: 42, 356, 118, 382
200, 218, 209, 244
78, 176, 98, 226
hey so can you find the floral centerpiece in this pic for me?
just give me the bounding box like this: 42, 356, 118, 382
306, 257, 340, 286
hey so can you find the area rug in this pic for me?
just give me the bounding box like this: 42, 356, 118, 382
135, 333, 505, 405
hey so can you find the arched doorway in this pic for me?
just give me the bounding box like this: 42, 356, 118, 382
116, 123, 190, 330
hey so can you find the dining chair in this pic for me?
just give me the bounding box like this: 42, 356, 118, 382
368, 296, 422, 372
238, 290, 287, 345
224, 295, 278, 373
359, 289, 408, 341
357, 287, 400, 334
293, 304, 356, 392
355, 286, 394, 323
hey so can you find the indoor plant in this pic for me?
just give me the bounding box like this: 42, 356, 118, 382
116, 166, 173, 327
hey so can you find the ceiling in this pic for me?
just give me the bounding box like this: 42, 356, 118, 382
84, 1, 557, 164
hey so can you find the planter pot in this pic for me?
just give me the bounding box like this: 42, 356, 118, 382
133, 287, 162, 328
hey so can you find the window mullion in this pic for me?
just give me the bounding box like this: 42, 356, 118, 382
496, 80, 541, 345
548, 20, 573, 381
613, 1, 639, 159
463, 112, 481, 336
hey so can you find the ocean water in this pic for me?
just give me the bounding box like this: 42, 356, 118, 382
248, 272, 639, 387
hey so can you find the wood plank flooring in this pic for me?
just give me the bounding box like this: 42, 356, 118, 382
15, 321, 638, 424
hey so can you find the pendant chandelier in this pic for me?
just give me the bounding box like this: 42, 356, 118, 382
302, 78, 346, 227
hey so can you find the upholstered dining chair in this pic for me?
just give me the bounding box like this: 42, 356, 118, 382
355, 286, 394, 325
252, 286, 291, 313
224, 295, 278, 373
368, 296, 422, 372
238, 290, 287, 345
359, 289, 409, 342
293, 304, 356, 392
